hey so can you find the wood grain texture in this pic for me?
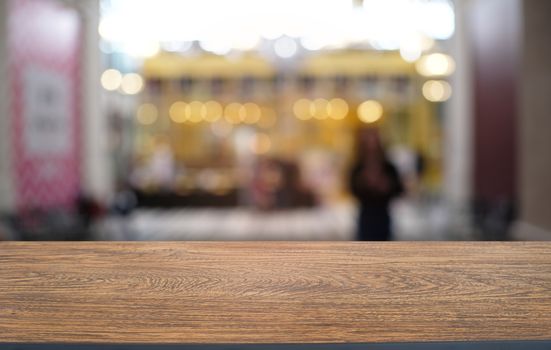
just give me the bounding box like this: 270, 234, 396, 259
1, 242, 551, 344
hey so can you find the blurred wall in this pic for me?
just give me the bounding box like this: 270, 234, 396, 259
468, 0, 520, 206
516, 0, 551, 239
0, 0, 15, 212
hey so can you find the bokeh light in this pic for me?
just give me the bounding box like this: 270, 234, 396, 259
293, 99, 312, 121
120, 73, 143, 95
422, 80, 452, 102
187, 101, 206, 123
169, 101, 187, 123
358, 100, 383, 124
328, 98, 349, 120
399, 33, 426, 62
100, 0, 455, 55
204, 101, 223, 122
274, 36, 297, 58
137, 103, 158, 125
101, 69, 122, 91
242, 103, 262, 124
416, 53, 456, 77
224, 102, 243, 124
294, 98, 349, 121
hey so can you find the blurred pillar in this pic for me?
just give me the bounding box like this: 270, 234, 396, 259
0, 0, 15, 213
444, 0, 473, 211
467, 0, 521, 239
66, 0, 114, 203
469, 0, 521, 204
515, 0, 551, 239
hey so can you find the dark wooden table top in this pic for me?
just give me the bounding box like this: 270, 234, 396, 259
1, 242, 550, 344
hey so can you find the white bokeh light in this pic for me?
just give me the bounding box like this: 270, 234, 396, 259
99, 0, 455, 56
274, 36, 298, 58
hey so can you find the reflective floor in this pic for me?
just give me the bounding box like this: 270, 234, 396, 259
93, 198, 475, 241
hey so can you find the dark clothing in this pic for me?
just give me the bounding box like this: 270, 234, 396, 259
358, 206, 391, 241
349, 161, 403, 241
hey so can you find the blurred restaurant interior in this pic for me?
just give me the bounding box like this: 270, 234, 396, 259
0, 0, 549, 241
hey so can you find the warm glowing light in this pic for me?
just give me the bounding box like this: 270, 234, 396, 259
293, 99, 312, 121
242, 103, 261, 124
312, 99, 330, 120
358, 100, 383, 124
121, 73, 144, 95
98, 18, 112, 40
224, 103, 242, 124
422, 80, 452, 102
399, 34, 425, 62
416, 53, 456, 77
420, 0, 455, 40
328, 98, 349, 120
169, 101, 187, 123
251, 132, 272, 154
187, 101, 206, 123
101, 69, 122, 91
204, 101, 223, 122
137, 103, 158, 125
125, 40, 160, 58
420, 36, 435, 51
237, 105, 247, 122
295, 98, 347, 121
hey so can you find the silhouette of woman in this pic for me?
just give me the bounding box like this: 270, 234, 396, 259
349, 128, 403, 241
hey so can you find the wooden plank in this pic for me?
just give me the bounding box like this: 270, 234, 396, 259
0, 242, 550, 343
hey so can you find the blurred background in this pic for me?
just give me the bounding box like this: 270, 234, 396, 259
0, 0, 549, 241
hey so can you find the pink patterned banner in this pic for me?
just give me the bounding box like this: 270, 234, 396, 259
9, 0, 82, 211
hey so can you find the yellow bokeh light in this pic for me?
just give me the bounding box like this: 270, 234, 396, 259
358, 100, 383, 124
328, 98, 349, 120
204, 100, 222, 122
101, 69, 122, 91
238, 105, 247, 122
416, 53, 456, 77
187, 101, 206, 123
137, 103, 158, 125
422, 80, 452, 102
224, 103, 242, 124
251, 133, 272, 154
294, 98, 347, 121
121, 73, 143, 95
293, 98, 312, 120
169, 101, 187, 123
312, 98, 330, 120
242, 102, 261, 124
308, 101, 316, 117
